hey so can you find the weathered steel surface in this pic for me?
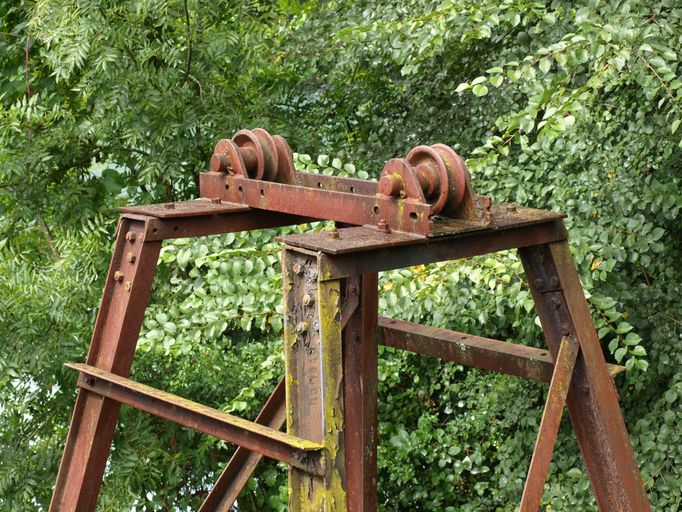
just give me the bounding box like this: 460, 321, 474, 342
202, 129, 491, 236
279, 215, 568, 281
67, 364, 323, 475
378, 317, 624, 382
121, 206, 313, 242
284, 251, 346, 511
520, 336, 579, 512
50, 218, 161, 512
520, 242, 651, 512
199, 378, 287, 512
119, 198, 249, 218
343, 274, 379, 511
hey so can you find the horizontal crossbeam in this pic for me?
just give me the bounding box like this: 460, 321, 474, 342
377, 317, 624, 382
65, 363, 324, 476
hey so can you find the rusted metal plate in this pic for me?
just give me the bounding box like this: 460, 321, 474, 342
120, 199, 249, 218
295, 172, 377, 196
378, 317, 624, 382
199, 378, 287, 512
278, 205, 565, 255
67, 363, 324, 476
121, 210, 314, 242
278, 226, 425, 254
309, 219, 567, 281
520, 336, 579, 512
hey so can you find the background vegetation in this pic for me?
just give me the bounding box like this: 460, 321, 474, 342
1, 0, 681, 510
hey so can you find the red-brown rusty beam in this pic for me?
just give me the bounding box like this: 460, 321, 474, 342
199, 378, 287, 512
520, 242, 651, 511
520, 336, 579, 512
343, 274, 379, 511
67, 364, 324, 476
377, 317, 624, 383
120, 204, 314, 242
276, 212, 569, 281
50, 218, 161, 512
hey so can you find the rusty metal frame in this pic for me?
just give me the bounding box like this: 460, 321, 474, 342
51, 182, 650, 510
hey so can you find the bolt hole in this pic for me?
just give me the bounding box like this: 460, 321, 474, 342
260, 189, 265, 196
317, 182, 322, 188
350, 186, 355, 193
238, 185, 243, 193
152, 228, 158, 234
409, 211, 418, 220
225, 184, 230, 190
173, 226, 178, 232
373, 206, 380, 214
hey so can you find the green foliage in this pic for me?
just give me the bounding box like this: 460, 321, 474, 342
1, 0, 682, 511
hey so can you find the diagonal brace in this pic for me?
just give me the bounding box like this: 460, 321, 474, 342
520, 336, 580, 512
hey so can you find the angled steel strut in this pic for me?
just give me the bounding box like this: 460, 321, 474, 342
51, 128, 650, 512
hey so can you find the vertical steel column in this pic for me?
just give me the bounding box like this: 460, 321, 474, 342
342, 273, 379, 512
520, 240, 650, 512
284, 250, 346, 511
50, 217, 161, 512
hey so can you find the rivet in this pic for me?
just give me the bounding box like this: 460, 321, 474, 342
550, 276, 560, 287
124, 281, 132, 292
211, 197, 221, 204
163, 203, 175, 210
533, 278, 545, 289
303, 294, 314, 306
551, 297, 562, 309
125, 231, 136, 243
127, 252, 136, 264
113, 271, 124, 282
377, 219, 391, 233
507, 204, 517, 213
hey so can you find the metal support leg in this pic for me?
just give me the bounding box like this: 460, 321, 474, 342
520, 241, 650, 512
50, 217, 161, 512
343, 274, 379, 512
284, 250, 346, 511
520, 336, 579, 512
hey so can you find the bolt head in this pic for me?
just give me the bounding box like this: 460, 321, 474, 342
163, 203, 175, 210
302, 294, 314, 306
550, 276, 560, 288
295, 321, 309, 334
113, 271, 124, 282
124, 281, 132, 292
127, 252, 136, 263
125, 231, 136, 242
329, 228, 340, 239
533, 278, 545, 289
292, 263, 304, 275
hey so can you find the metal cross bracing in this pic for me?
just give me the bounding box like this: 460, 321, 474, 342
50, 128, 651, 512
